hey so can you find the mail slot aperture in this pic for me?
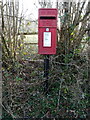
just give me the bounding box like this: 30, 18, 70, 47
40, 16, 56, 19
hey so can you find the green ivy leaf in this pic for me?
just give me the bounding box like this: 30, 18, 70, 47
16, 77, 23, 81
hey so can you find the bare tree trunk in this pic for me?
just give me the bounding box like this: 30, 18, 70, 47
1, 1, 10, 57
0, 1, 2, 117
12, 0, 16, 59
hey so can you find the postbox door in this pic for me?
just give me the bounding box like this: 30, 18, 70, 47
38, 27, 57, 54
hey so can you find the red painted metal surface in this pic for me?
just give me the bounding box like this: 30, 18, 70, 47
38, 8, 57, 54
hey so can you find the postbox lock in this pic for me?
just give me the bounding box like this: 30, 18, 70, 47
46, 28, 49, 31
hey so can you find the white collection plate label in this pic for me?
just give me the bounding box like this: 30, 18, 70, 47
43, 32, 51, 47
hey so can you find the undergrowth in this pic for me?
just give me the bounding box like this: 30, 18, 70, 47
2, 53, 90, 119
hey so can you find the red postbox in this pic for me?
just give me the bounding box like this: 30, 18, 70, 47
38, 8, 57, 54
